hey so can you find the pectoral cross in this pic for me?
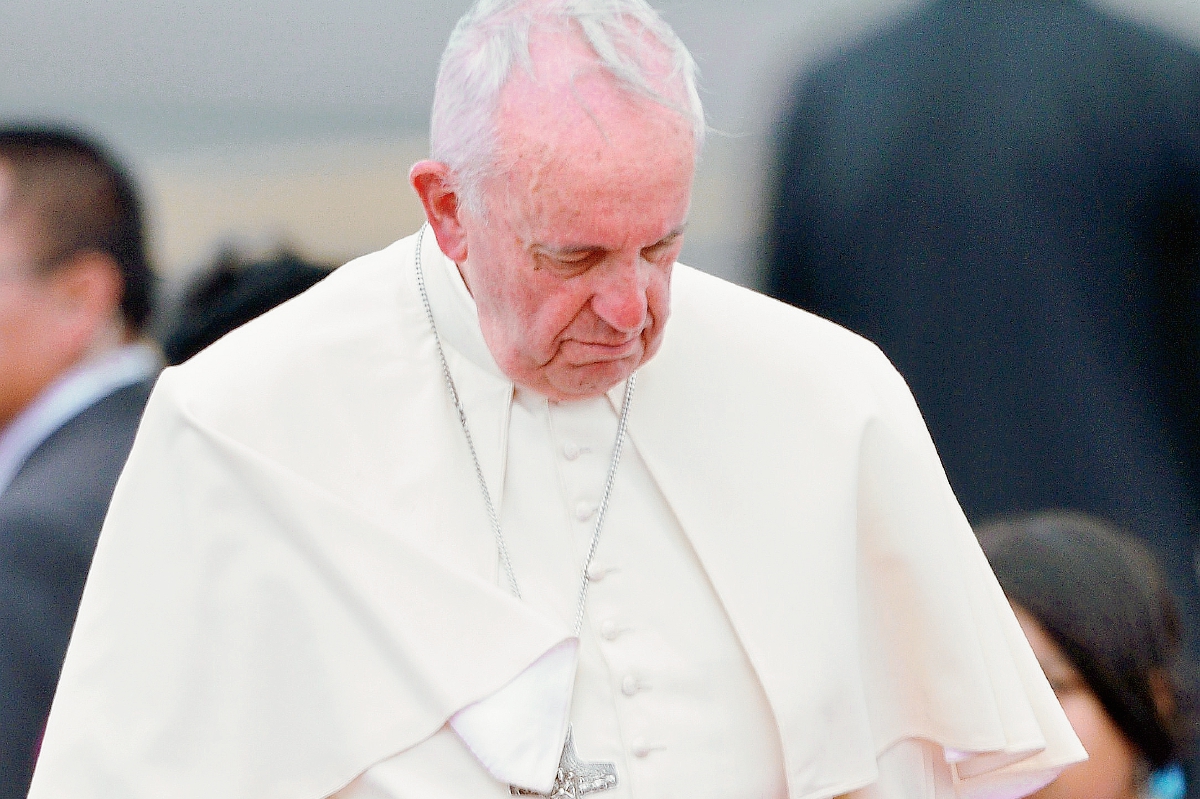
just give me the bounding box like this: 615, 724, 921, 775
510, 727, 619, 798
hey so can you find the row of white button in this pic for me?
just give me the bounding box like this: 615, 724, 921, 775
548, 406, 668, 763
585, 569, 663, 758
561, 429, 664, 761
565, 439, 595, 524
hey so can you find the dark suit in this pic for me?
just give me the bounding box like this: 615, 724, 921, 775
0, 379, 154, 799
765, 0, 1200, 709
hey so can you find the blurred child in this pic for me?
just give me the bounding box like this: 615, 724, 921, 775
979, 511, 1192, 799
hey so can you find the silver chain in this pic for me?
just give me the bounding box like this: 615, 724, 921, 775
413, 225, 636, 636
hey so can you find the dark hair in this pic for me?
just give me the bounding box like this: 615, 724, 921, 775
0, 125, 153, 333
162, 249, 332, 365
977, 510, 1186, 768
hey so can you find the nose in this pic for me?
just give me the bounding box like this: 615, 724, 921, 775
590, 255, 649, 335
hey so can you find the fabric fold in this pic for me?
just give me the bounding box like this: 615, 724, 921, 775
451, 638, 580, 793
30, 367, 571, 799
628, 265, 1085, 799
29, 233, 1083, 799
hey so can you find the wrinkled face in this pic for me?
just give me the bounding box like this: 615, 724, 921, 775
1017, 607, 1142, 799
455, 43, 695, 401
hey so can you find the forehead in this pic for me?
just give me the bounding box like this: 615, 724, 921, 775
1014, 607, 1078, 679
491, 30, 695, 246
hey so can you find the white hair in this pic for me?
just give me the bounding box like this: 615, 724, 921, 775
430, 0, 705, 214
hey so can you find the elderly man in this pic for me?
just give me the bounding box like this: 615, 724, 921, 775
0, 128, 158, 799
30, 2, 1082, 798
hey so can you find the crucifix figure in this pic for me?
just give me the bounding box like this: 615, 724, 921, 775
510, 728, 619, 798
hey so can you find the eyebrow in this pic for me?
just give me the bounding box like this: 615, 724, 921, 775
533, 224, 689, 259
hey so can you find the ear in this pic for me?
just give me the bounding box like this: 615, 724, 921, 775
46, 252, 126, 350
410, 160, 469, 262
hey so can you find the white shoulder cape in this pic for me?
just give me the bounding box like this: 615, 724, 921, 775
29, 232, 1083, 799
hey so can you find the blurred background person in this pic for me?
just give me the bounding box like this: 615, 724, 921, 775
161, 247, 333, 365
763, 0, 1200, 713
0, 127, 158, 799
979, 511, 1193, 799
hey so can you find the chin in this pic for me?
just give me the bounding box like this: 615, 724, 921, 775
548, 360, 638, 400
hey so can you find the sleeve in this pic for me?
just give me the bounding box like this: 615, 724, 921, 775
850, 349, 1086, 799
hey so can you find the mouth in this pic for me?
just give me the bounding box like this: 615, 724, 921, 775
560, 336, 643, 364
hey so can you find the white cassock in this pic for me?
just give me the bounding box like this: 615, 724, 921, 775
29, 230, 1084, 799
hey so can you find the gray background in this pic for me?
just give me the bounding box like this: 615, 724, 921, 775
3, 0, 1198, 285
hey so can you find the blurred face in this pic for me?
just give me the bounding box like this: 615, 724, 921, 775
0, 170, 71, 429
1016, 607, 1142, 799
454, 38, 695, 401
0, 163, 122, 431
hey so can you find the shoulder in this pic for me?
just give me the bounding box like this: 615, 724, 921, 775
164, 236, 422, 429
0, 378, 156, 557
652, 264, 910, 433
178, 237, 414, 376
8, 377, 156, 495
668, 264, 895, 382
133, 235, 440, 495
69, 378, 155, 440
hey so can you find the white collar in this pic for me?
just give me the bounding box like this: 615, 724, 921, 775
418, 229, 509, 382
0, 342, 161, 498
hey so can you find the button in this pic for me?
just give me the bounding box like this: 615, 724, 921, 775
599, 620, 620, 640
630, 739, 654, 758
587, 566, 615, 582
621, 675, 641, 696
574, 501, 596, 521
562, 441, 581, 460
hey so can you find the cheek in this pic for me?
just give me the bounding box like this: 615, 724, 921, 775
1050, 692, 1139, 799
534, 287, 594, 340
493, 273, 590, 360
0, 291, 46, 354
467, 256, 538, 336
0, 295, 61, 418
645, 264, 672, 328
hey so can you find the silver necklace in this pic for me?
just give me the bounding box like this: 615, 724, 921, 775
414, 225, 630, 797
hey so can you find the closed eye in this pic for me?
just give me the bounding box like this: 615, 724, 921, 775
555, 249, 598, 265
532, 247, 603, 276
641, 233, 683, 262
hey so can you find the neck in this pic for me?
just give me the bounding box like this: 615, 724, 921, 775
0, 318, 133, 433
82, 314, 133, 362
